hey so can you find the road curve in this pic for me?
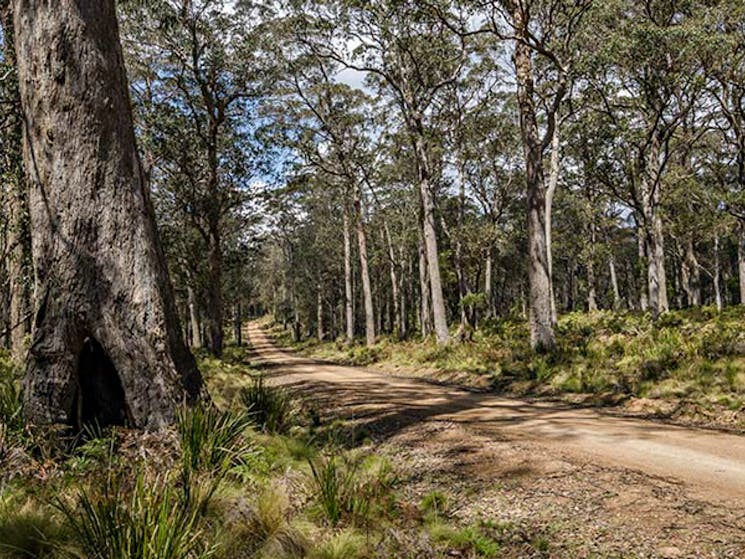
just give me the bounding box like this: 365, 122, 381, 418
246, 322, 745, 505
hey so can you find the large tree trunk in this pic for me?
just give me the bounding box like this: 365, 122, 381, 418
14, 0, 204, 430
641, 138, 668, 318
514, 34, 555, 351
342, 203, 354, 342
546, 117, 560, 325
418, 234, 432, 338
414, 135, 449, 344
636, 222, 649, 311
354, 187, 375, 346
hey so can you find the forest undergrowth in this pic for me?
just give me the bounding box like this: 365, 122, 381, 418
269, 307, 745, 432
0, 345, 554, 559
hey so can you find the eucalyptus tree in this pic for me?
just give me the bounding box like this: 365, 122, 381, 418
293, 0, 471, 344
121, 0, 268, 356
273, 30, 379, 345
581, 0, 708, 317
13, 0, 204, 429
461, 0, 592, 349
703, 0, 745, 303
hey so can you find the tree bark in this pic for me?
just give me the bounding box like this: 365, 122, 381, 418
354, 186, 375, 346
316, 285, 324, 342
1, 6, 29, 364
342, 203, 354, 342
15, 0, 204, 430
681, 237, 701, 307
546, 117, 560, 325
641, 138, 668, 318
514, 32, 554, 351
609, 255, 622, 310
414, 134, 449, 344
418, 234, 432, 338
186, 284, 202, 349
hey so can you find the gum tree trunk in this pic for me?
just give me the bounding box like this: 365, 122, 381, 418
342, 204, 354, 342
15, 0, 204, 430
354, 186, 375, 347
514, 30, 555, 351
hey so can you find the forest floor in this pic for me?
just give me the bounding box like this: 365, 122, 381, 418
248, 322, 745, 558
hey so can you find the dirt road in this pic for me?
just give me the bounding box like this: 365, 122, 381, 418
247, 323, 745, 507
247, 323, 745, 555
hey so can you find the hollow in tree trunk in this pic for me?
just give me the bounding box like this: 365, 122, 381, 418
15, 0, 204, 430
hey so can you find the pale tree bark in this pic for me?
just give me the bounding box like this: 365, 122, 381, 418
608, 256, 622, 310
15, 0, 204, 429
587, 224, 598, 312
418, 236, 432, 338
186, 284, 202, 349
514, 32, 554, 351
546, 118, 560, 325
316, 285, 324, 341
636, 223, 649, 311
640, 137, 668, 317
484, 251, 494, 318
681, 237, 701, 307
342, 203, 354, 342
414, 134, 449, 344
354, 186, 375, 346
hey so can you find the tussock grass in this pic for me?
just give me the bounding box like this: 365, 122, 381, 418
240, 376, 298, 434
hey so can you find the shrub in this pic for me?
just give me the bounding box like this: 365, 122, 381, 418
57, 472, 213, 559
308, 453, 396, 526
240, 377, 297, 434
177, 404, 256, 480
0, 497, 67, 559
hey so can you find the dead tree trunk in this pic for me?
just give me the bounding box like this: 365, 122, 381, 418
15, 0, 204, 430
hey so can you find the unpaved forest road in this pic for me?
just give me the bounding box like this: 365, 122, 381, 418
246, 323, 745, 508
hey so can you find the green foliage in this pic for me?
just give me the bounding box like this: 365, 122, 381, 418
428, 522, 501, 558
177, 404, 256, 478
240, 377, 298, 434
56, 472, 214, 559
308, 452, 397, 527
0, 497, 67, 559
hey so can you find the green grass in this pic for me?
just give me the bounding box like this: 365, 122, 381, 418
0, 342, 562, 559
